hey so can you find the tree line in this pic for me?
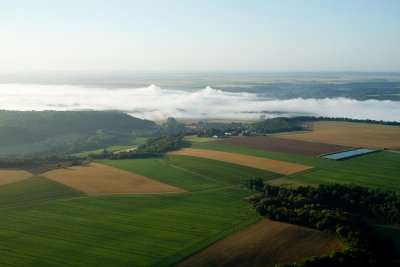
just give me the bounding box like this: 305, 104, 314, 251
250, 117, 304, 134
295, 116, 400, 126
90, 134, 186, 160
0, 155, 85, 169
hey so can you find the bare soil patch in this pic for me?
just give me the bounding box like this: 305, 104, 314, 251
216, 136, 351, 156
177, 219, 344, 267
0, 170, 33, 186
278, 121, 400, 150
170, 149, 311, 175
43, 163, 186, 195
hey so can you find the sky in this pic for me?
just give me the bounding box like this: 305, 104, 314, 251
0, 0, 399, 73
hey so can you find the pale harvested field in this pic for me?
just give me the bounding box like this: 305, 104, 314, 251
0, 170, 32, 186
177, 219, 344, 267
43, 163, 186, 195
279, 121, 400, 150
170, 149, 312, 175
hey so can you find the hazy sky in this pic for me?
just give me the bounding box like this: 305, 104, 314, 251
0, 0, 399, 73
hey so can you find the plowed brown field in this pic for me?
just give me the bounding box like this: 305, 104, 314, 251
177, 219, 344, 267
216, 136, 351, 156
0, 170, 32, 186
170, 149, 312, 175
278, 121, 400, 150
43, 163, 186, 195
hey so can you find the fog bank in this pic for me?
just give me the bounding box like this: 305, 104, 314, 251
0, 84, 399, 121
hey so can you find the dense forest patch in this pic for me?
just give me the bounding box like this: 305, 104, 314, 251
250, 117, 304, 134
249, 181, 400, 266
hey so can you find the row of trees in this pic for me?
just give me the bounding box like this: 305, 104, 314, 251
249, 117, 304, 134
90, 134, 186, 160
295, 116, 400, 126
195, 117, 305, 137
0, 155, 84, 168
196, 121, 248, 137
248, 180, 400, 266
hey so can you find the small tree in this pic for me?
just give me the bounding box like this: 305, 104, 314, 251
247, 177, 264, 191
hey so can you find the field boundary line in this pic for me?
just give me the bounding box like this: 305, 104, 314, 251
156, 217, 262, 267
162, 156, 229, 187
170, 148, 313, 175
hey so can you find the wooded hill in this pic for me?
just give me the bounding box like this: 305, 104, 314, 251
0, 111, 156, 156
0, 110, 156, 137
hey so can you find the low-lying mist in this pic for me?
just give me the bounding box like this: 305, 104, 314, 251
0, 83, 399, 121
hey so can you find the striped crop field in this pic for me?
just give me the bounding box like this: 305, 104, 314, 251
0, 187, 259, 266
0, 175, 83, 208
43, 163, 185, 195
99, 155, 282, 191
170, 148, 312, 175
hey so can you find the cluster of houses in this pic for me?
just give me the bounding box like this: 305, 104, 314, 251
211, 130, 252, 139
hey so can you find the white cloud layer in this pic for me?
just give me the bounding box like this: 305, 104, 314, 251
0, 83, 399, 121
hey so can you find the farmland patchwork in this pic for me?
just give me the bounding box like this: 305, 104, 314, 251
43, 163, 186, 195
170, 148, 312, 175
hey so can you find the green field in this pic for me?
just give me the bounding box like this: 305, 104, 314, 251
189, 141, 330, 167
184, 135, 216, 142
0, 155, 267, 266
190, 141, 400, 192
98, 158, 224, 191
0, 175, 83, 208
166, 154, 282, 184
274, 151, 400, 192
0, 135, 398, 266
99, 155, 281, 191
0, 186, 259, 266
186, 140, 400, 252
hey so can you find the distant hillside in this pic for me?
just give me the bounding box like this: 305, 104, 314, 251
0, 110, 156, 137
0, 111, 156, 157
0, 125, 45, 145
